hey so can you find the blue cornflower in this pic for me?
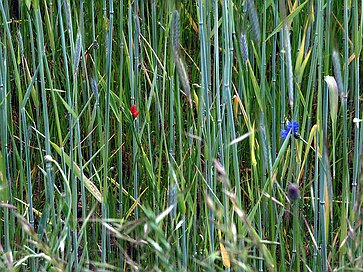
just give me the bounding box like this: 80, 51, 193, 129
281, 120, 299, 140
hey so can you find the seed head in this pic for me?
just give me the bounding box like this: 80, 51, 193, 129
287, 183, 300, 202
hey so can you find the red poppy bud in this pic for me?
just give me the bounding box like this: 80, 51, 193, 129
130, 104, 139, 119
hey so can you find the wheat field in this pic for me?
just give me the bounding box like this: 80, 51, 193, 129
0, 0, 362, 271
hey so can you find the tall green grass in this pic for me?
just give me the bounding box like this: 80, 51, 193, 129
0, 0, 362, 271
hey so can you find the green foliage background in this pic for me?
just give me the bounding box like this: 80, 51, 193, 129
0, 0, 362, 271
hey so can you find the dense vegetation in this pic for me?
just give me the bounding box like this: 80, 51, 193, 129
0, 0, 362, 271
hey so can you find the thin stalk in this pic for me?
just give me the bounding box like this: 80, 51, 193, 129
198, 0, 214, 260
271, 0, 278, 162
339, 0, 350, 265
317, 0, 327, 269
0, 40, 11, 254
21, 109, 35, 272
35, 1, 55, 227
351, 0, 359, 224
102, 0, 114, 264
118, 0, 125, 269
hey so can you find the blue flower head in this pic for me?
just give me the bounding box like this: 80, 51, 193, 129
281, 120, 299, 140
